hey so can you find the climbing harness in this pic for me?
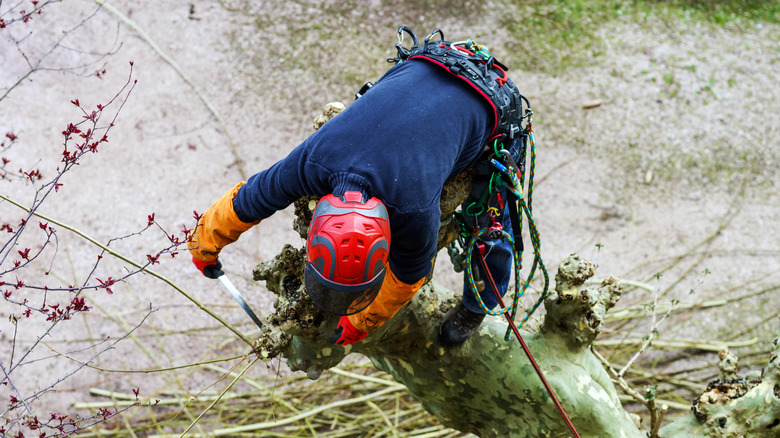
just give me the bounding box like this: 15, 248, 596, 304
382, 26, 579, 437
388, 26, 525, 141
384, 28, 548, 331
378, 25, 549, 340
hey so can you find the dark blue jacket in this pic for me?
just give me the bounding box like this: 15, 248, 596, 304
233, 60, 493, 284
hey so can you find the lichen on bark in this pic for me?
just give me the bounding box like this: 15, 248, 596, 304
659, 337, 780, 437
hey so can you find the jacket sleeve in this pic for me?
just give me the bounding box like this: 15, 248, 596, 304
348, 266, 426, 332
188, 182, 260, 262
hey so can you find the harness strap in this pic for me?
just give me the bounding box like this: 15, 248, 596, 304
507, 191, 524, 253
390, 28, 527, 141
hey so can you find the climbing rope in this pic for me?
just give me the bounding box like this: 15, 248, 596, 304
457, 130, 580, 437
457, 129, 550, 341
429, 27, 576, 435
476, 246, 581, 438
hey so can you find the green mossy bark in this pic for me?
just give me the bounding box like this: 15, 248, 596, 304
255, 249, 645, 437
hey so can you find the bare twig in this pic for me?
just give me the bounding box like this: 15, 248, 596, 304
178, 356, 259, 438
0, 195, 254, 347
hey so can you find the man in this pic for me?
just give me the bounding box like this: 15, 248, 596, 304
189, 32, 524, 346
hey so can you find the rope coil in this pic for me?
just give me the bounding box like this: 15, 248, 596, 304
458, 130, 549, 340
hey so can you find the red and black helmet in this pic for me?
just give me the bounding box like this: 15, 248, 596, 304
304, 191, 391, 315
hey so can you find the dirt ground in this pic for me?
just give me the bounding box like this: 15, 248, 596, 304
1, 0, 778, 430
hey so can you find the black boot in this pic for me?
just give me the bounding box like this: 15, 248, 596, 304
438, 302, 486, 346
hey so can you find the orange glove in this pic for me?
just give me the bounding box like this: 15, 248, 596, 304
188, 182, 260, 271
347, 267, 426, 333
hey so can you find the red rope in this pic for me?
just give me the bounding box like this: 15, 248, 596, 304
494, 64, 508, 87
476, 245, 581, 438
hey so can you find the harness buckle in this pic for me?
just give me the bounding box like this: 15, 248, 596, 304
354, 82, 373, 100
488, 222, 504, 240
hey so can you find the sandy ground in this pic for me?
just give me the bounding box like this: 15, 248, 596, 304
1, 0, 778, 429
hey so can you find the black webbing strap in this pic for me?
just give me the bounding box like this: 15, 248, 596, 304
507, 191, 524, 253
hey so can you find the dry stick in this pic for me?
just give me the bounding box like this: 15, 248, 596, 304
638, 281, 775, 373
366, 400, 401, 438
202, 364, 302, 415
591, 347, 666, 435
93, 0, 247, 180
596, 337, 757, 352
210, 386, 405, 436
610, 282, 779, 323
623, 367, 706, 392
607, 284, 776, 380
54, 353, 246, 373
328, 367, 406, 388
129, 278, 235, 438
178, 356, 259, 438
0, 194, 254, 347
171, 355, 252, 423
604, 183, 748, 385
74, 390, 248, 410
85, 294, 246, 429
727, 307, 780, 341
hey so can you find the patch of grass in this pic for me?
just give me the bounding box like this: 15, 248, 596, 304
662, 0, 780, 25
498, 0, 780, 73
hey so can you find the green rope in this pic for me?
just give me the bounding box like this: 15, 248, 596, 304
462, 131, 549, 340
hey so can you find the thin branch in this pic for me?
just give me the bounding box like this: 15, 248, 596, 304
178, 356, 259, 438
210, 386, 407, 436
20, 307, 155, 409
0, 194, 255, 347
0, 357, 34, 416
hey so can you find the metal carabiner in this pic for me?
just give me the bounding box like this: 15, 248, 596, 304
493, 150, 524, 196
522, 107, 534, 125
424, 28, 444, 43
395, 26, 419, 59
499, 149, 520, 172
465, 201, 485, 218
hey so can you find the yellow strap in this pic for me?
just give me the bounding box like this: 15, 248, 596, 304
188, 182, 260, 262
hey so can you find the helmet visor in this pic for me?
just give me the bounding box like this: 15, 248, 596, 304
304, 262, 385, 316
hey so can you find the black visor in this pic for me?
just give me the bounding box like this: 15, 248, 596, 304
304, 262, 385, 316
